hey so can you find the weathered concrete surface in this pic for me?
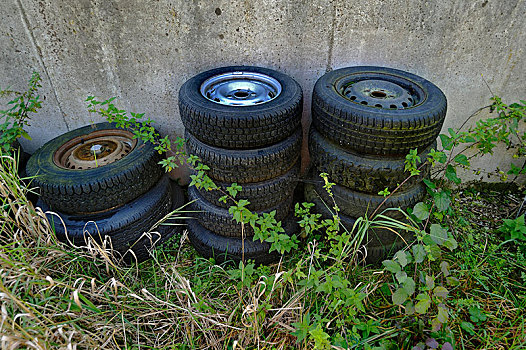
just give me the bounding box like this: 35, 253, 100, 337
1, 0, 525, 180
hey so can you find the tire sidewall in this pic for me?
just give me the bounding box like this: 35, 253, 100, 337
314, 66, 446, 120
26, 122, 157, 187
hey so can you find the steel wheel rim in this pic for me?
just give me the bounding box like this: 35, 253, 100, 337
200, 71, 282, 106
53, 129, 137, 170
336, 73, 425, 110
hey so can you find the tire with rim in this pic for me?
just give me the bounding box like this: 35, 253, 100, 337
309, 129, 434, 194
39, 176, 175, 262
312, 66, 447, 156
185, 128, 301, 183
188, 185, 293, 237
26, 122, 163, 214
187, 214, 299, 264
197, 160, 300, 211
179, 66, 303, 149
305, 182, 425, 221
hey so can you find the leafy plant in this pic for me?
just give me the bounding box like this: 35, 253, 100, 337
499, 214, 526, 242
0, 72, 42, 152
88, 96, 298, 257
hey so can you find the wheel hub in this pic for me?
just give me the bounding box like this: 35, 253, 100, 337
342, 79, 417, 109
200, 71, 282, 106
54, 129, 137, 170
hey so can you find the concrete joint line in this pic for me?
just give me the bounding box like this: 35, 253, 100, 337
15, 0, 70, 131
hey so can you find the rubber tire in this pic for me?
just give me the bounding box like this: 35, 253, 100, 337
309, 128, 434, 194
304, 183, 415, 247
179, 66, 303, 149
26, 123, 164, 214
364, 242, 408, 265
119, 179, 185, 262
10, 139, 31, 176
188, 185, 293, 237
187, 214, 299, 265
197, 160, 300, 211
306, 181, 425, 221
185, 128, 301, 183
312, 66, 447, 156
40, 176, 173, 262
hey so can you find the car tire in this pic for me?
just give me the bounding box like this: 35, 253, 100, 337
185, 128, 301, 183
311, 66, 447, 156
26, 122, 163, 214
40, 176, 174, 262
179, 66, 303, 149
187, 213, 299, 264
197, 160, 300, 211
304, 183, 414, 249
305, 181, 425, 221
309, 128, 434, 193
188, 185, 293, 237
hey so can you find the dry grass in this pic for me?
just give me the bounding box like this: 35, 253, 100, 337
0, 154, 312, 349
1, 152, 526, 349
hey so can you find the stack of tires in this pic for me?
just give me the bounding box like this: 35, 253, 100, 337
26, 122, 183, 262
306, 66, 447, 262
179, 66, 303, 264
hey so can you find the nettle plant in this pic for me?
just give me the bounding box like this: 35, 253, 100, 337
87, 96, 300, 258
88, 95, 525, 348
377, 96, 526, 346
0, 72, 42, 152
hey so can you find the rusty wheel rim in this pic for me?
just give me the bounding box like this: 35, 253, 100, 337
53, 129, 137, 170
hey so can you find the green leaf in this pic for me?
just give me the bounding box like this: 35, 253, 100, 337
392, 287, 408, 305
226, 183, 242, 198
433, 286, 449, 299
394, 251, 408, 267
402, 277, 416, 296
20, 130, 31, 140
437, 306, 449, 323
445, 165, 461, 184
431, 317, 442, 332
395, 271, 407, 283
440, 261, 450, 277
440, 134, 454, 151
423, 178, 436, 189
461, 321, 476, 335
430, 224, 448, 245
428, 244, 442, 260
412, 244, 426, 263
382, 260, 401, 274
415, 293, 431, 314
433, 189, 451, 212
309, 324, 331, 350
454, 153, 470, 166
425, 275, 435, 290
446, 277, 460, 286
469, 306, 487, 323
412, 202, 430, 221
463, 135, 476, 143
443, 236, 458, 251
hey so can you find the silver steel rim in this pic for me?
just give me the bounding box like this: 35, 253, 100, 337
200, 71, 282, 106
342, 79, 419, 109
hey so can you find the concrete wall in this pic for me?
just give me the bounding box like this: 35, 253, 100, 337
1, 0, 525, 180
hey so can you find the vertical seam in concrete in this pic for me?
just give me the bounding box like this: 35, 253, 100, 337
15, 0, 70, 131
92, 5, 122, 99
325, 0, 337, 73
